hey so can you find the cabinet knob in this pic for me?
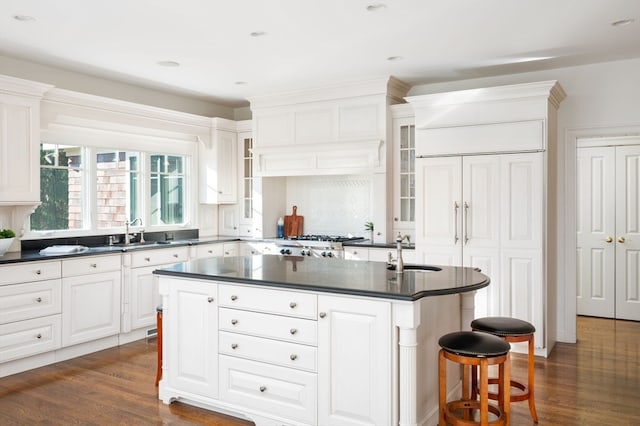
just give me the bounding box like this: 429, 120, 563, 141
231, 343, 238, 349
207, 297, 214, 303
173, 254, 178, 258
259, 386, 267, 392
35, 270, 42, 275
90, 263, 97, 268
289, 328, 297, 335
319, 312, 326, 318
207, 250, 213, 254
618, 236, 626, 243
36, 334, 42, 339
231, 319, 238, 325
289, 302, 297, 309
36, 297, 42, 303
290, 354, 297, 361
231, 295, 238, 301
605, 236, 613, 243
144, 257, 151, 262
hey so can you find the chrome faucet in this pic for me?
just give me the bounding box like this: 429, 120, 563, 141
395, 232, 410, 274
124, 218, 143, 245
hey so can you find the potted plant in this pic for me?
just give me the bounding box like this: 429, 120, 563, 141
0, 228, 16, 256
364, 221, 374, 243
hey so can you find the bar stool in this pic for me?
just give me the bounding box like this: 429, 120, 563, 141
471, 317, 538, 423
439, 331, 511, 426
154, 305, 163, 386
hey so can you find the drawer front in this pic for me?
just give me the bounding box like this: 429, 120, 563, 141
0, 280, 62, 324
195, 244, 224, 259
219, 308, 317, 346
218, 284, 317, 319
62, 255, 121, 277
219, 355, 317, 425
131, 247, 189, 267
219, 331, 317, 372
0, 261, 61, 286
0, 315, 62, 362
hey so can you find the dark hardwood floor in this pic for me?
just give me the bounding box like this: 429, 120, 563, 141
1, 316, 639, 425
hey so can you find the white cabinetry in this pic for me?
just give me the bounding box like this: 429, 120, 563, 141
194, 243, 224, 259
0, 260, 62, 362
408, 81, 564, 355
200, 118, 238, 204
391, 105, 416, 235
61, 255, 121, 346
317, 294, 391, 426
124, 246, 189, 331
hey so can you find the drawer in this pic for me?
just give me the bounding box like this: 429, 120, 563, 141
195, 243, 224, 259
219, 331, 317, 372
219, 355, 317, 425
0, 280, 62, 324
62, 255, 121, 277
0, 315, 62, 362
218, 284, 317, 319
0, 261, 61, 286
131, 247, 189, 267
219, 308, 317, 346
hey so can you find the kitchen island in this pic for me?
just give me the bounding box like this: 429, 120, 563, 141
154, 255, 490, 426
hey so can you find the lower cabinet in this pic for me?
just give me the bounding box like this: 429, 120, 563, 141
159, 277, 392, 426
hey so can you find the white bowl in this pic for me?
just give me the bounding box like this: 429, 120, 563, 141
0, 237, 15, 256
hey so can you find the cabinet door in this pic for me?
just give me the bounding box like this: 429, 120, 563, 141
200, 129, 237, 204
344, 247, 368, 261
167, 279, 218, 398
318, 295, 391, 426
415, 157, 462, 265
130, 265, 163, 329
62, 271, 121, 346
0, 93, 40, 202
392, 117, 416, 229
219, 205, 239, 236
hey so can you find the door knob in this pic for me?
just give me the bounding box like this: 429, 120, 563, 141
618, 236, 626, 243
605, 236, 613, 243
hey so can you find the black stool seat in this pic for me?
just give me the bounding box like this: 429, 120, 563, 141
439, 331, 510, 357
471, 316, 535, 337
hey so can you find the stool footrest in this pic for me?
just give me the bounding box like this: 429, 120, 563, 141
445, 400, 507, 426
486, 378, 530, 402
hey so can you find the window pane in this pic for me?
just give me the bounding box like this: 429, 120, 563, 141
96, 149, 139, 229
31, 144, 84, 231
150, 154, 186, 226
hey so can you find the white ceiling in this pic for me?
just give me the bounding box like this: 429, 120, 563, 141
1, 0, 640, 107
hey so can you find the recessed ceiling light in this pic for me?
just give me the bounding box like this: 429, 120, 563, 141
387, 56, 402, 61
157, 60, 180, 67
366, 3, 387, 12
250, 31, 266, 37
611, 18, 634, 27
13, 15, 36, 22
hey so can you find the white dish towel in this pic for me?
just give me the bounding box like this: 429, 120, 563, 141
39, 245, 89, 255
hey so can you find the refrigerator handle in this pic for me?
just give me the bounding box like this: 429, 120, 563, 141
454, 202, 460, 244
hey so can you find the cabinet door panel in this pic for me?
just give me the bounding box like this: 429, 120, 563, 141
463, 155, 500, 249
0, 315, 61, 362
318, 295, 391, 426
130, 265, 162, 329
62, 271, 121, 346
0, 279, 62, 323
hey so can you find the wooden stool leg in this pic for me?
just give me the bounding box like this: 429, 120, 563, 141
503, 352, 511, 425
155, 310, 163, 386
479, 358, 489, 426
439, 349, 447, 426
528, 335, 538, 423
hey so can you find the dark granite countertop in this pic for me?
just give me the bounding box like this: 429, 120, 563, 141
153, 255, 489, 301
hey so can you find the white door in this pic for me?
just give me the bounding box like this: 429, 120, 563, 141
130, 265, 163, 329
614, 145, 640, 321
577, 147, 616, 317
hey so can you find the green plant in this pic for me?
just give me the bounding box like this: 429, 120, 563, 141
364, 221, 374, 231
0, 228, 16, 239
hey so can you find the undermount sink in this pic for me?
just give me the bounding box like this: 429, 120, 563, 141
386, 264, 442, 272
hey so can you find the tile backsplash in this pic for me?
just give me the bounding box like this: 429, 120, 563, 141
285, 175, 372, 237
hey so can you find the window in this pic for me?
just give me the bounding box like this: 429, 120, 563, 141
31, 144, 189, 234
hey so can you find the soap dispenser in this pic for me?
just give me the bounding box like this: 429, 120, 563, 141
277, 217, 284, 238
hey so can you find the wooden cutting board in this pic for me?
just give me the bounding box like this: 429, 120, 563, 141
284, 205, 303, 237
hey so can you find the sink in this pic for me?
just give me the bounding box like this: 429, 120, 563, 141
113, 241, 159, 248
386, 264, 442, 272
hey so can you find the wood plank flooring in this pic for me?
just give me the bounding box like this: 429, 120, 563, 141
1, 316, 639, 425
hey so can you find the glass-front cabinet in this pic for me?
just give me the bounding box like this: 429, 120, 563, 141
392, 106, 416, 236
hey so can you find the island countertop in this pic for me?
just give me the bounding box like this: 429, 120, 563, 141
153, 255, 489, 301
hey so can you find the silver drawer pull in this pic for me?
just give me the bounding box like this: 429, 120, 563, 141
290, 354, 297, 361
36, 297, 42, 303
289, 302, 297, 309
259, 386, 266, 392
230, 295, 238, 301
289, 328, 297, 335
90, 263, 97, 268
35, 270, 42, 275
319, 312, 326, 318
231, 319, 238, 325
144, 257, 151, 262
36, 334, 42, 339
207, 250, 213, 254
207, 297, 214, 303
231, 343, 238, 349
173, 254, 178, 258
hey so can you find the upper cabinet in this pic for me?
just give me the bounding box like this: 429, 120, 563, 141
200, 118, 238, 204
249, 77, 409, 177
0, 75, 52, 204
